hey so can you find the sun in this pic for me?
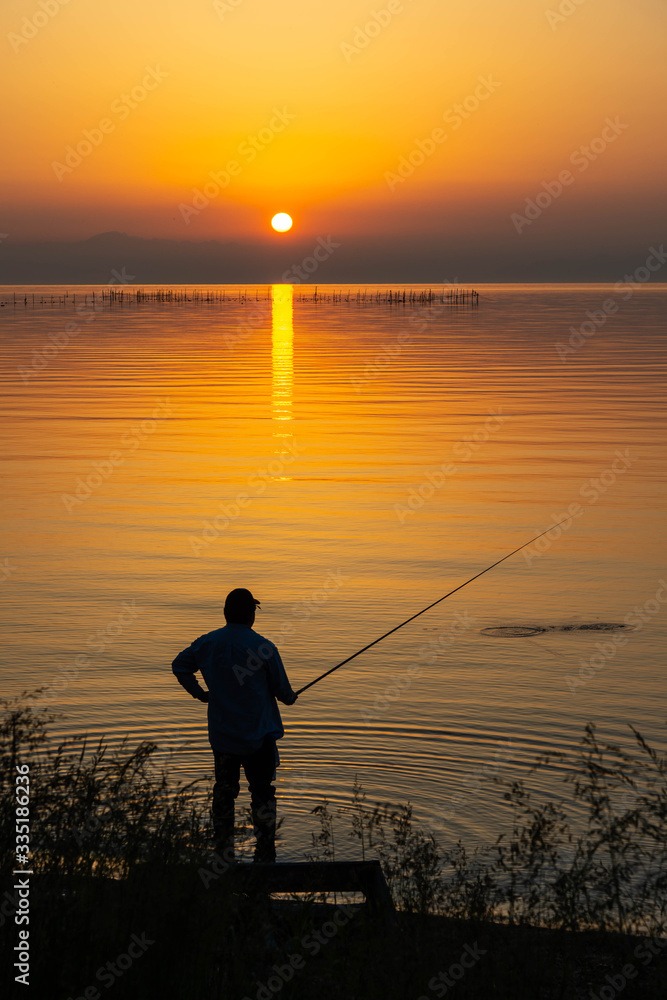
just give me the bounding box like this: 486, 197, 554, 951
271, 213, 293, 233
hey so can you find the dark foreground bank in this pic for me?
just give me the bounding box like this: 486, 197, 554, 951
3, 869, 666, 1000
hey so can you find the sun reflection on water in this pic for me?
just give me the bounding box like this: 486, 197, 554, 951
271, 283, 294, 478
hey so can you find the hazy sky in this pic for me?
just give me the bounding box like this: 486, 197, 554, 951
1, 0, 665, 270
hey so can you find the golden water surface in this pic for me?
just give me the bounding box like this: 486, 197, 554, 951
1, 283, 665, 857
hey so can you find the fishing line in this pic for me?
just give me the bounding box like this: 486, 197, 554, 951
294, 514, 577, 697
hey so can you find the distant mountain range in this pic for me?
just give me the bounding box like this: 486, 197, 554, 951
0, 230, 658, 284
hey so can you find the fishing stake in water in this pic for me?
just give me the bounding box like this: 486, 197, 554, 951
295, 515, 576, 696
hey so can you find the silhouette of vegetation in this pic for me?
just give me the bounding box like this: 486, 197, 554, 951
309, 725, 667, 935
1, 694, 665, 999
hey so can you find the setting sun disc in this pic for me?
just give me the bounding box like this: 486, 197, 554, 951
271, 213, 293, 232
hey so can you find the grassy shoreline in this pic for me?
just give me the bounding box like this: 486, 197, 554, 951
2, 695, 666, 998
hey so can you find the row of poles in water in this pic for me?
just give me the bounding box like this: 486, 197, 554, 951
4, 287, 479, 308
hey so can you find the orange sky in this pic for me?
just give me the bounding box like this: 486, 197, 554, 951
1, 0, 665, 252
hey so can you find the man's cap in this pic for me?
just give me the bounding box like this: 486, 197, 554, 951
224, 588, 260, 618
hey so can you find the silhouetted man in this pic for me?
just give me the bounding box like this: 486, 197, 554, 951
172, 588, 297, 863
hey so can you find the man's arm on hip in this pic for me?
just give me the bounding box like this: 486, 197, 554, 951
172, 643, 209, 702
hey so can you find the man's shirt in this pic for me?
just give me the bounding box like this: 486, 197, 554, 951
172, 623, 297, 754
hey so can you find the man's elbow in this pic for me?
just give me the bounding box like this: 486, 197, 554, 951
172, 661, 194, 687
172, 651, 192, 674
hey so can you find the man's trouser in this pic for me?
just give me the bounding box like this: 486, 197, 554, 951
212, 737, 278, 862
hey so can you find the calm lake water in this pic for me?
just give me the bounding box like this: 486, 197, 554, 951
1, 283, 665, 860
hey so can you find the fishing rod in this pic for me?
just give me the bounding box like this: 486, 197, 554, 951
294, 514, 576, 696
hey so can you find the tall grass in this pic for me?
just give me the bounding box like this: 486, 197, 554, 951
306, 723, 667, 935
1, 694, 209, 879
1, 694, 666, 998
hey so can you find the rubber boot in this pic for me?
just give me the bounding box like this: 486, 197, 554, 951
252, 799, 277, 863
212, 796, 235, 862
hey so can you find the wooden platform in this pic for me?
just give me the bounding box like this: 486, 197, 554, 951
222, 860, 395, 919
